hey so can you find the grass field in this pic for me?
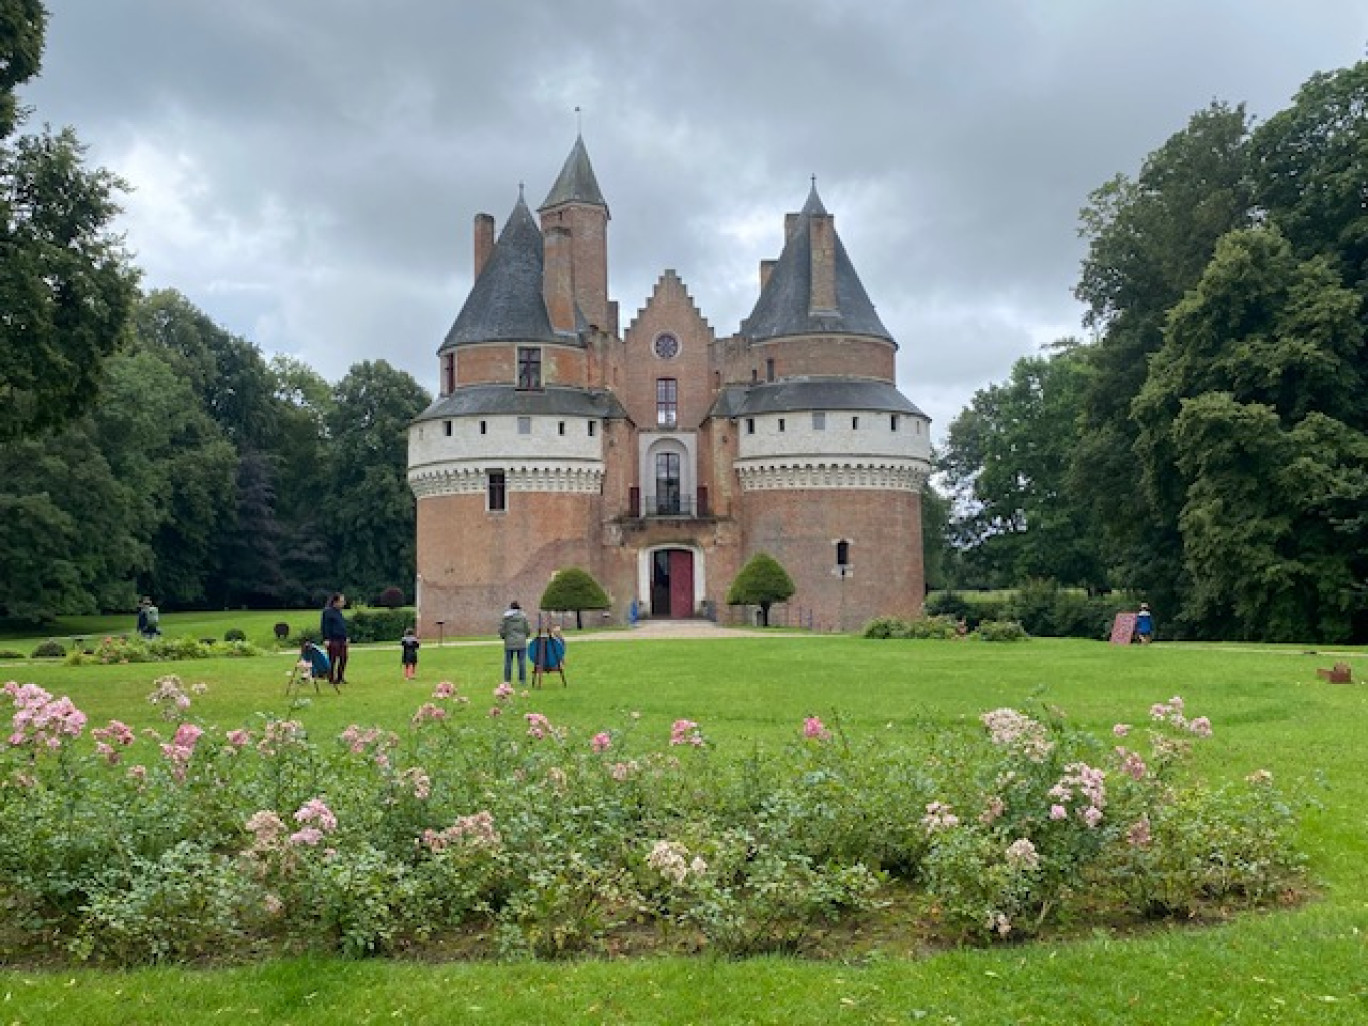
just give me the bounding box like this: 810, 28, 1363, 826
2, 627, 1366, 1024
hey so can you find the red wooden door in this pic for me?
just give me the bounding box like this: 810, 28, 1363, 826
668, 550, 693, 618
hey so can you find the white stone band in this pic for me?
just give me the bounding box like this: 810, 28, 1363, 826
736, 459, 929, 491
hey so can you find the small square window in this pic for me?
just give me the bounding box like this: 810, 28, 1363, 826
778, 418, 786, 432
517, 417, 531, 435
852, 416, 859, 429
746, 418, 755, 435
891, 414, 900, 431
812, 412, 826, 430
443, 420, 453, 436
588, 421, 597, 437
480, 420, 487, 435
558, 421, 566, 436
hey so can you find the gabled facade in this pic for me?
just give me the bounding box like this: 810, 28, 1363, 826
408, 137, 931, 634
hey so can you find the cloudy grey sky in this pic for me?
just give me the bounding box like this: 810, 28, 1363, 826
19, 1, 1368, 436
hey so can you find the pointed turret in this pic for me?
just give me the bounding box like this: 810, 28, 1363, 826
740, 183, 891, 343
537, 134, 614, 334
539, 134, 609, 212
442, 193, 558, 349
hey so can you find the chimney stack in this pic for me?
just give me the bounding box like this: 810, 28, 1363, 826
473, 213, 495, 279
544, 226, 576, 333
760, 258, 777, 292
809, 213, 837, 314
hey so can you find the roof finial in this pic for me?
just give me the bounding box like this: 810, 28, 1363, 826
575, 105, 582, 135
811, 173, 817, 186
518, 181, 525, 201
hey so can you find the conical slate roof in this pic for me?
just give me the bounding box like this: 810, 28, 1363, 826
442, 194, 559, 350
539, 134, 608, 211
739, 184, 892, 343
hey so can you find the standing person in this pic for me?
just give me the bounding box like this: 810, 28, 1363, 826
141, 598, 161, 639
1135, 603, 1154, 645
499, 600, 531, 686
400, 627, 420, 680
321, 593, 349, 686
136, 597, 150, 638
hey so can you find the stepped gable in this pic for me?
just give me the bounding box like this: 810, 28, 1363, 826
539, 133, 609, 213
710, 377, 926, 418
625, 269, 713, 334
442, 193, 560, 349
739, 183, 892, 343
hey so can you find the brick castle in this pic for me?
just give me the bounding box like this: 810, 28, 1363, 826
407, 135, 931, 635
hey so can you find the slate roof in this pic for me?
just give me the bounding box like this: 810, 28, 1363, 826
709, 378, 927, 419
414, 384, 627, 423
739, 184, 892, 343
440, 194, 562, 350
539, 134, 608, 212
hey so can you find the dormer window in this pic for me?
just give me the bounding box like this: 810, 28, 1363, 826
517, 347, 542, 390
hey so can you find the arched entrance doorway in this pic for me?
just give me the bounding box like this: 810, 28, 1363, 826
650, 548, 695, 619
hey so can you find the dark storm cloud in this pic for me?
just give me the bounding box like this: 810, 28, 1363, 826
19, 0, 1368, 433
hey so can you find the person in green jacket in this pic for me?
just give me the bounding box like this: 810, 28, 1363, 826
499, 601, 531, 685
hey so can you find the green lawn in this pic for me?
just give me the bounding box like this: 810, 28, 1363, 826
2, 634, 1367, 1024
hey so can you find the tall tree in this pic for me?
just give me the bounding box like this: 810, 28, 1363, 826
1, 118, 139, 438
1132, 227, 1366, 640
324, 361, 430, 601
0, 1, 45, 138
134, 289, 278, 449
1250, 61, 1368, 304
939, 348, 1104, 590
1070, 103, 1253, 615
267, 354, 335, 605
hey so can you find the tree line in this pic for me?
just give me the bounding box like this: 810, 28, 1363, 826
935, 59, 1368, 643
1, 2, 429, 621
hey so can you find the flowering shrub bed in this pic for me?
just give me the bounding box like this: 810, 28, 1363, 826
63, 635, 263, 665
0, 677, 1304, 966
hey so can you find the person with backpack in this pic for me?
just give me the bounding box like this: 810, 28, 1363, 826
138, 597, 161, 639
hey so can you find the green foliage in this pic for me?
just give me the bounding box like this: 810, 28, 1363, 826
1003, 580, 1133, 640
540, 568, 610, 613
862, 615, 960, 640
30, 639, 65, 658
376, 586, 405, 609
939, 349, 1105, 590
726, 553, 796, 626
0, 123, 140, 442
62, 635, 263, 665
972, 620, 1029, 642
323, 361, 431, 602
0, 648, 24, 659
346, 607, 414, 644
223, 628, 246, 643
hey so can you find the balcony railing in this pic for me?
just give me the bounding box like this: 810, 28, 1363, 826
627, 488, 710, 518
644, 493, 695, 517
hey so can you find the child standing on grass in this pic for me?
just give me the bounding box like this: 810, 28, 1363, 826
401, 627, 420, 679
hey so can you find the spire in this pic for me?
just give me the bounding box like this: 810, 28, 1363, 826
441, 192, 558, 349
539, 134, 608, 212
740, 182, 891, 343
